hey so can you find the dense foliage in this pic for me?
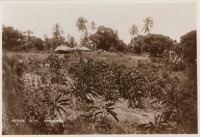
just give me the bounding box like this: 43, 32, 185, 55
2, 26, 25, 50
89, 26, 127, 52
2, 26, 45, 51
3, 52, 197, 134
132, 34, 174, 57
180, 30, 197, 62
69, 57, 196, 133
2, 25, 197, 134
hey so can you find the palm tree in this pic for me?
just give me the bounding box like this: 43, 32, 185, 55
52, 23, 63, 39
52, 23, 64, 49
141, 17, 153, 54
129, 24, 139, 48
90, 21, 96, 31
142, 17, 153, 34
129, 24, 139, 39
76, 16, 88, 45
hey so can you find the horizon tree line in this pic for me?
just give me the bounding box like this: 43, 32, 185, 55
4, 16, 196, 60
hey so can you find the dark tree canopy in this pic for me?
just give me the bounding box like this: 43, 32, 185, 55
33, 37, 44, 51
2, 26, 25, 50
180, 30, 196, 61
89, 26, 127, 52
133, 34, 174, 57
2, 25, 45, 51
51, 36, 65, 49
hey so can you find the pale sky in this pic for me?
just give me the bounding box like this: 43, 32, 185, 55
2, 0, 197, 44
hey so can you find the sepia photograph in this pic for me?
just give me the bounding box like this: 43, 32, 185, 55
1, 0, 199, 135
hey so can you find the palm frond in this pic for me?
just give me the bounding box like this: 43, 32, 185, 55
58, 106, 68, 113
58, 99, 70, 103
55, 94, 61, 102
106, 109, 119, 122
57, 107, 63, 118
105, 102, 115, 108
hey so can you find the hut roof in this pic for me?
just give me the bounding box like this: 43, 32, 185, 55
55, 44, 73, 52
79, 46, 91, 51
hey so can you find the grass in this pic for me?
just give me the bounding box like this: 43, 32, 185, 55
4, 51, 149, 66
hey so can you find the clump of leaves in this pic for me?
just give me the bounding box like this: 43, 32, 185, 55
147, 72, 171, 100
137, 114, 170, 134
81, 102, 119, 122
42, 93, 70, 118
127, 89, 144, 109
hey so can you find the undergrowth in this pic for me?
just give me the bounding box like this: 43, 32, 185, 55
2, 52, 197, 134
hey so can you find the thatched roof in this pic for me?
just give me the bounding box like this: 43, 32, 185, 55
72, 46, 91, 51
55, 44, 73, 52
79, 46, 91, 51
72, 46, 80, 50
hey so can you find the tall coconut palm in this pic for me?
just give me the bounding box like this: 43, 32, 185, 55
141, 17, 153, 54
52, 23, 64, 49
128, 24, 138, 52
142, 17, 153, 35
76, 16, 88, 45
52, 23, 63, 39
129, 24, 139, 39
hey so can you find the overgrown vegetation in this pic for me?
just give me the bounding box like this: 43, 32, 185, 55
3, 49, 197, 134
